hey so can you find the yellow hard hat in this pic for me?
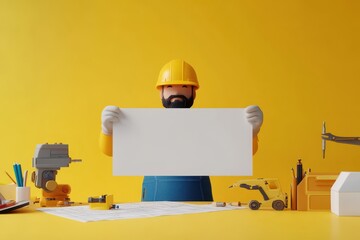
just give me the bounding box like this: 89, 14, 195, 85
156, 59, 199, 89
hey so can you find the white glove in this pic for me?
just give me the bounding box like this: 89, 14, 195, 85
245, 105, 263, 136
101, 106, 121, 135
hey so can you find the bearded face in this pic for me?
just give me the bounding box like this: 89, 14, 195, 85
162, 94, 194, 108
161, 85, 195, 108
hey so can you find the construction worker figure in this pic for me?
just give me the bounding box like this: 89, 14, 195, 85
100, 59, 263, 201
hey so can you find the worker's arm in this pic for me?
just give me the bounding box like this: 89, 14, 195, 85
244, 105, 263, 155
99, 132, 113, 156
253, 135, 259, 155
100, 106, 120, 156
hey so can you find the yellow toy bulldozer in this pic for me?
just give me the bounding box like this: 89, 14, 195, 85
230, 178, 288, 210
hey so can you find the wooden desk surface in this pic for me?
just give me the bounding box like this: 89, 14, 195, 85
1, 204, 360, 240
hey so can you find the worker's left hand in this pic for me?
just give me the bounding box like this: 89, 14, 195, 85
245, 105, 263, 136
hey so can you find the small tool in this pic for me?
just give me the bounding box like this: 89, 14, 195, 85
321, 122, 360, 159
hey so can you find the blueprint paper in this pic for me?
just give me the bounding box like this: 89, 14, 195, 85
38, 202, 245, 222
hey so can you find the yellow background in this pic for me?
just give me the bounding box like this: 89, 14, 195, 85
1, 0, 360, 203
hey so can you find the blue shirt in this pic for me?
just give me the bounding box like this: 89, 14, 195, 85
142, 176, 213, 201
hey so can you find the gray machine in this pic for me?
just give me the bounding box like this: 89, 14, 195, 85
32, 143, 81, 192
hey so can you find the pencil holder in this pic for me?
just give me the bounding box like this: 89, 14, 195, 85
16, 186, 30, 202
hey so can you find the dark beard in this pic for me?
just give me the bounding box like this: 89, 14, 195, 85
162, 95, 194, 108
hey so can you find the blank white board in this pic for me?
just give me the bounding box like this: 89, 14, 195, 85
113, 108, 252, 176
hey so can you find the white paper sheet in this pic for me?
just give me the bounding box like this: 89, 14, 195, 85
38, 202, 245, 222
113, 108, 252, 176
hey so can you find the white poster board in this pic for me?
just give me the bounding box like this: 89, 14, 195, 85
113, 108, 252, 176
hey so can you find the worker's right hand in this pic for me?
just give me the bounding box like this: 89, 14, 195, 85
101, 106, 121, 135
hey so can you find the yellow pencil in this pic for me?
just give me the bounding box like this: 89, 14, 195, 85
5, 171, 16, 184
23, 170, 28, 187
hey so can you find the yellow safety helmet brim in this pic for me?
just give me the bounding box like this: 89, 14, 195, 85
156, 59, 199, 89
156, 81, 199, 89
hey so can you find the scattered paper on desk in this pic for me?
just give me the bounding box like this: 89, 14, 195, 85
38, 202, 245, 222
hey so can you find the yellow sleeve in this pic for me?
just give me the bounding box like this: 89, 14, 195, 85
99, 131, 113, 156
253, 135, 259, 155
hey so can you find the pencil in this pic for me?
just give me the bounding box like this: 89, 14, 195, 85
5, 171, 16, 184
13, 164, 20, 186
17, 164, 24, 187
23, 170, 28, 187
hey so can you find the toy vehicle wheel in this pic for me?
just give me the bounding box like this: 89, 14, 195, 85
272, 200, 285, 210
249, 200, 260, 210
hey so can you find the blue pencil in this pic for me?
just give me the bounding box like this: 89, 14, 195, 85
13, 163, 24, 187
17, 164, 23, 187
13, 164, 20, 186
